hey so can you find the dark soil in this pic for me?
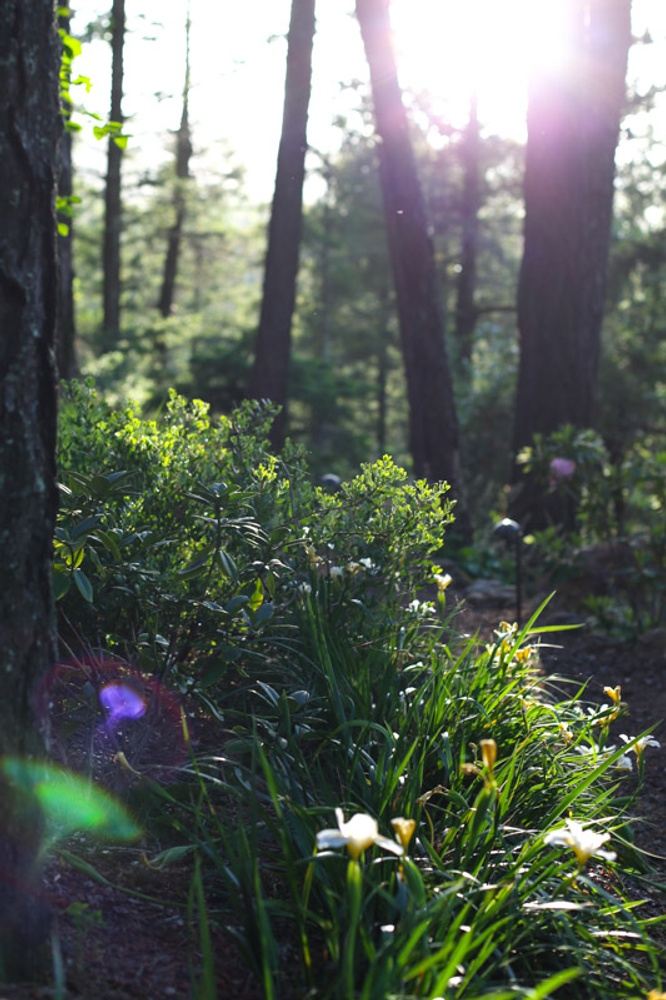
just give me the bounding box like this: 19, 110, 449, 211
2, 601, 664, 999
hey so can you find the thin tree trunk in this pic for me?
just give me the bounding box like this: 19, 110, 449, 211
355, 0, 468, 532
310, 159, 334, 456
454, 93, 481, 371
157, 2, 192, 320
376, 286, 391, 456
511, 0, 631, 528
102, 0, 125, 349
248, 0, 316, 449
0, 0, 60, 975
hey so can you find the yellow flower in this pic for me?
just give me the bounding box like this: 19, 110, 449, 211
391, 816, 416, 851
480, 739, 497, 772
647, 990, 666, 1000
603, 684, 622, 705
514, 646, 534, 664
433, 572, 453, 593
558, 722, 574, 744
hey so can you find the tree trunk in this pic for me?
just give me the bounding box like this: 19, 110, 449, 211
248, 0, 316, 449
0, 0, 60, 976
56, 9, 78, 378
355, 0, 468, 530
454, 93, 481, 372
376, 286, 391, 456
157, 2, 192, 320
511, 0, 631, 528
102, 0, 125, 349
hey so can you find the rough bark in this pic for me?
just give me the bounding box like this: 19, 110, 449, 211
248, 0, 316, 449
157, 2, 192, 320
356, 0, 467, 529
511, 0, 631, 528
101, 0, 125, 348
0, 0, 60, 977
454, 93, 481, 370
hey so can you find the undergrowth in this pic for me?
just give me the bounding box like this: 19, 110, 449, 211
47, 384, 664, 999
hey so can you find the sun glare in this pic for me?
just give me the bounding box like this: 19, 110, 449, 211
389, 0, 572, 137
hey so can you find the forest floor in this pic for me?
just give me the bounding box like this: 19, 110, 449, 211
2, 597, 664, 999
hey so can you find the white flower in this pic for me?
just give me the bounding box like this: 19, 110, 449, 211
316, 808, 403, 861
329, 565, 344, 579
544, 819, 616, 866
614, 753, 634, 772
619, 734, 661, 758
359, 557, 375, 570
297, 582, 312, 595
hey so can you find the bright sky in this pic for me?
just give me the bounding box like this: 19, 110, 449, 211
71, 0, 666, 202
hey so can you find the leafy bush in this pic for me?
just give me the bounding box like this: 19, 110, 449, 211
55, 381, 453, 683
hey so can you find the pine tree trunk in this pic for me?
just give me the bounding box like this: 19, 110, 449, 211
158, 3, 192, 321
454, 94, 481, 371
376, 286, 391, 456
248, 0, 316, 449
511, 0, 631, 528
102, 0, 125, 349
356, 0, 468, 533
0, 0, 60, 976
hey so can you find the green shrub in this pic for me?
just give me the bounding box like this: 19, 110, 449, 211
55, 382, 453, 683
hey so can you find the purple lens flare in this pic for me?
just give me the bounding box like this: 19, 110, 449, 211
35, 656, 190, 788
99, 683, 147, 725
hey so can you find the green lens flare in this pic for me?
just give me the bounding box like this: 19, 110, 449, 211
1, 758, 141, 842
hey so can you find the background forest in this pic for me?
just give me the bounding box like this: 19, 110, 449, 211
61, 0, 665, 550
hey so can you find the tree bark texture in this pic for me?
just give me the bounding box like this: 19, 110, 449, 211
512, 0, 631, 527
248, 0, 316, 449
102, 0, 125, 348
157, 3, 192, 320
0, 0, 60, 976
356, 0, 466, 522
454, 93, 481, 371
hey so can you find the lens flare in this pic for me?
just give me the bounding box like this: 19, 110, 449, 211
35, 655, 190, 788
1, 758, 141, 843
99, 683, 146, 725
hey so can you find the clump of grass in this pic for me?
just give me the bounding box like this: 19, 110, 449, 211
183, 599, 664, 998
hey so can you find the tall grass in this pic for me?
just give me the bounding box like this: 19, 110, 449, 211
178, 597, 664, 998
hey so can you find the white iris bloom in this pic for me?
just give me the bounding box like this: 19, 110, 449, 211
544, 819, 616, 866
316, 808, 403, 861
619, 733, 661, 758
